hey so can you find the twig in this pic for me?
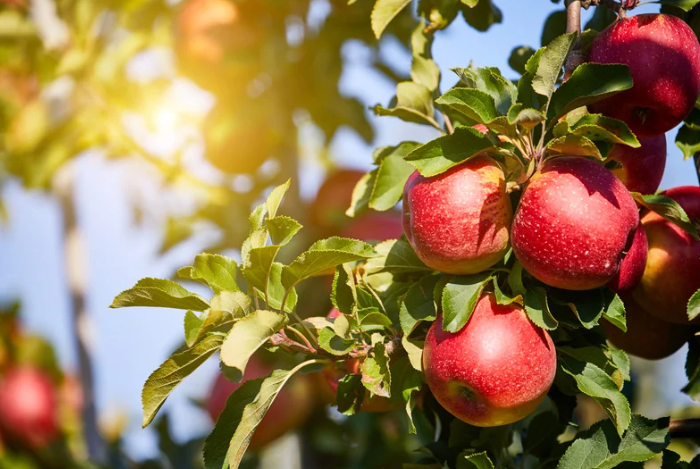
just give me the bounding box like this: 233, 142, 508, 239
670, 418, 700, 438
442, 112, 455, 134
582, 0, 639, 18
564, 0, 584, 82
286, 325, 316, 353
694, 153, 700, 185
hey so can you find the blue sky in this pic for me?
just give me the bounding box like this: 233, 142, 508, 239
0, 0, 697, 459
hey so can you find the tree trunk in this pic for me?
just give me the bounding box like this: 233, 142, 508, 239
55, 167, 106, 463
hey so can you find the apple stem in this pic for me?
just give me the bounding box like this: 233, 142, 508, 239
442, 111, 455, 134
583, 0, 634, 19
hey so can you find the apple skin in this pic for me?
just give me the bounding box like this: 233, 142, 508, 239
340, 213, 403, 242
603, 294, 693, 360
609, 135, 667, 195
511, 157, 639, 290
423, 294, 556, 427
403, 156, 512, 275
206, 357, 314, 449
632, 186, 700, 324
607, 223, 648, 293
0, 367, 60, 449
588, 14, 700, 138
310, 170, 365, 232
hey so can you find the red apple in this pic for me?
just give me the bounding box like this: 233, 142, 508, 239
511, 157, 639, 290
206, 357, 314, 449
340, 213, 403, 242
603, 294, 693, 360
423, 294, 556, 427
588, 14, 700, 138
310, 170, 365, 232
608, 135, 667, 195
403, 156, 512, 275
0, 367, 60, 449
632, 186, 700, 324
607, 223, 648, 293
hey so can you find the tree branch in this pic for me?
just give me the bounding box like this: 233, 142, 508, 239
564, 0, 584, 81
695, 153, 700, 184
670, 418, 700, 439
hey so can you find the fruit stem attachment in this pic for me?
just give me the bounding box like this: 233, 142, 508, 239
582, 0, 637, 19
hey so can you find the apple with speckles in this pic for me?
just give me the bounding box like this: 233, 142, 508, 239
0, 367, 60, 449
403, 156, 513, 275
511, 157, 640, 291
588, 14, 700, 138
604, 294, 693, 360
423, 294, 556, 427
608, 135, 667, 195
632, 186, 700, 324
206, 357, 314, 449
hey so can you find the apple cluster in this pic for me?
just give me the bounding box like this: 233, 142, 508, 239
401, 13, 700, 427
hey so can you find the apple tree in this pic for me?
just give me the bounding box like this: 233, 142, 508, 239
111, 0, 700, 468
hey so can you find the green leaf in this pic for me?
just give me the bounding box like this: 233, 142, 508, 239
507, 103, 545, 129
266, 215, 302, 246
195, 292, 251, 343
111, 278, 210, 312
548, 64, 633, 121
603, 289, 627, 332
399, 274, 441, 332
318, 327, 356, 356
184, 311, 204, 348
261, 263, 297, 313
243, 246, 281, 297
411, 21, 441, 91
370, 142, 420, 211
346, 170, 376, 218
658, 0, 700, 12
461, 0, 502, 32
553, 288, 606, 329
683, 335, 700, 401
457, 452, 495, 469
453, 66, 517, 116
675, 124, 700, 160
436, 88, 499, 124
541, 9, 567, 47
559, 355, 631, 436
336, 374, 364, 415
630, 193, 700, 240
372, 82, 439, 129
689, 289, 700, 321
507, 261, 526, 297
332, 263, 358, 316
282, 237, 376, 290
219, 310, 288, 380
361, 341, 391, 397
524, 287, 558, 330
202, 361, 318, 469
570, 114, 640, 148
557, 415, 669, 469
441, 273, 492, 333
532, 32, 576, 109
404, 126, 497, 177
178, 254, 240, 294
508, 45, 536, 75
142, 333, 224, 428
266, 179, 290, 219
371, 0, 412, 39
517, 48, 544, 109
365, 239, 432, 275
547, 135, 603, 160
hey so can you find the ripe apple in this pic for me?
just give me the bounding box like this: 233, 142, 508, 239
0, 367, 60, 449
632, 186, 700, 324
603, 295, 693, 360
607, 223, 648, 293
403, 156, 512, 275
423, 294, 556, 427
206, 356, 314, 449
608, 135, 667, 195
310, 170, 365, 233
588, 14, 700, 138
340, 213, 403, 242
511, 157, 639, 290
